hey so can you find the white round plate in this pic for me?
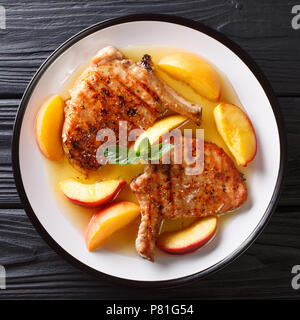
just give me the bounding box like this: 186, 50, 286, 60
12, 14, 286, 287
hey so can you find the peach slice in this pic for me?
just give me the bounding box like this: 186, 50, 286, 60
158, 52, 221, 101
133, 115, 188, 151
214, 103, 257, 166
59, 179, 126, 207
157, 216, 217, 254
35, 95, 65, 161
85, 201, 140, 251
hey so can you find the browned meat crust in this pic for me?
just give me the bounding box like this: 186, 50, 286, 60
62, 46, 202, 172
131, 139, 247, 261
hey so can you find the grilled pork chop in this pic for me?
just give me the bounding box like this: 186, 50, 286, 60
62, 46, 202, 172
131, 138, 247, 261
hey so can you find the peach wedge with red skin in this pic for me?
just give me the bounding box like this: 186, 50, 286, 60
35, 95, 65, 161
214, 103, 257, 166
157, 216, 217, 254
85, 201, 140, 251
59, 179, 126, 207
158, 52, 222, 101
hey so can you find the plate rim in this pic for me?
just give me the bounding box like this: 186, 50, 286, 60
11, 13, 287, 288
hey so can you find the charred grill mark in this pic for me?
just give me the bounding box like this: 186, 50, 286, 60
178, 165, 185, 217
135, 79, 161, 114
116, 64, 162, 119
113, 76, 158, 126
85, 80, 98, 98
126, 107, 137, 117
101, 88, 111, 97
71, 140, 80, 150
148, 169, 155, 261
117, 95, 125, 107
163, 164, 174, 217
101, 108, 108, 115
69, 80, 128, 169
90, 75, 139, 131
91, 70, 144, 130
155, 166, 163, 221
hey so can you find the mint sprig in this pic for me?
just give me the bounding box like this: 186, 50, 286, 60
104, 137, 174, 165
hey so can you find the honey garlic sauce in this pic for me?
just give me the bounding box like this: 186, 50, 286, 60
45, 45, 252, 256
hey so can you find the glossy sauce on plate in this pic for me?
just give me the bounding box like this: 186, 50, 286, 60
45, 46, 252, 256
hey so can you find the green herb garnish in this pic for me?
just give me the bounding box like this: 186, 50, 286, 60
104, 137, 174, 165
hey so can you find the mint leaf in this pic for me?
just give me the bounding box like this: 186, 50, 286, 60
127, 148, 140, 164
104, 139, 174, 165
148, 143, 174, 161
104, 145, 139, 165
136, 137, 151, 157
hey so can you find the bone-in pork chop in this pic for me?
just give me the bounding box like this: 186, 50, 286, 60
62, 46, 202, 172
130, 138, 247, 261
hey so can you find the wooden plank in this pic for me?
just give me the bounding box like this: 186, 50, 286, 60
0, 100, 20, 206
0, 0, 299, 96
1, 97, 298, 206
280, 97, 300, 206
0, 207, 299, 299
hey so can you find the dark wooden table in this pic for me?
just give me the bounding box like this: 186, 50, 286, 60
0, 0, 299, 299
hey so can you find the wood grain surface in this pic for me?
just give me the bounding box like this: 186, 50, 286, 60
0, 0, 299, 299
